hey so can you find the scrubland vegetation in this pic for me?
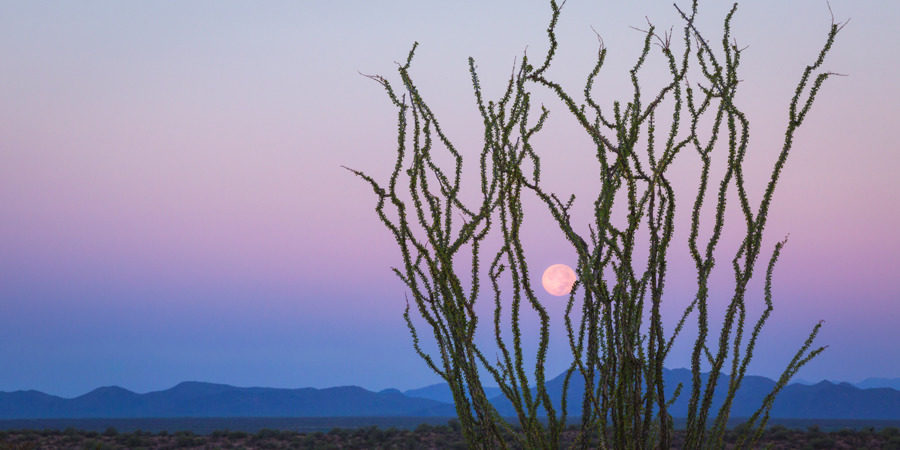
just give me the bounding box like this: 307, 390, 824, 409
2, 423, 899, 449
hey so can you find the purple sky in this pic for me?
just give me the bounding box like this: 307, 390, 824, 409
1, 1, 898, 398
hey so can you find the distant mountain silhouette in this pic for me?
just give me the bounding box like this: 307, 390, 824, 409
0, 382, 448, 419
1, 371, 898, 419
425, 369, 900, 420
856, 377, 900, 391
649, 369, 900, 420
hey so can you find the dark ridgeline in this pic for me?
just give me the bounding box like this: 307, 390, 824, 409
492, 369, 900, 420
1, 370, 898, 420
0, 382, 445, 419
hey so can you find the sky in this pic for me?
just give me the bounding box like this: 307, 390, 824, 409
1, 1, 898, 398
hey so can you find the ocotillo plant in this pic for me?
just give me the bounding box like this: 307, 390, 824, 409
348, 1, 842, 448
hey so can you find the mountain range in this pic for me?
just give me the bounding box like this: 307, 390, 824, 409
1, 370, 897, 420
789, 377, 900, 390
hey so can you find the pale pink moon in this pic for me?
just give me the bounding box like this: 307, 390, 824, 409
541, 264, 576, 296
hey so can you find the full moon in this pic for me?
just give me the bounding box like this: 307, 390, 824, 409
541, 264, 576, 296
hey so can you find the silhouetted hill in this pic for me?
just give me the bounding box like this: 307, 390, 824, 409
0, 390, 63, 418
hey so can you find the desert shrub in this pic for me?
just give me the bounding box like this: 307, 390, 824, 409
120, 433, 145, 447
227, 430, 248, 439
210, 429, 227, 438
175, 434, 199, 448
836, 427, 855, 438
768, 424, 791, 440
255, 428, 280, 440
808, 434, 837, 449
359, 426, 385, 444
102, 427, 118, 437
